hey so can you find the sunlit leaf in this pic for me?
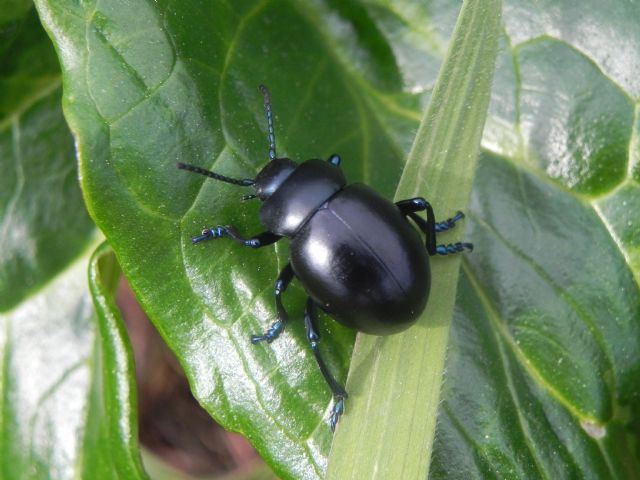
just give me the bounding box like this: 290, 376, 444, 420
327, 1, 500, 478
1, 8, 145, 479
32, 0, 640, 478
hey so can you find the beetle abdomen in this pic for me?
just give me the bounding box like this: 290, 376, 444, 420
290, 184, 430, 335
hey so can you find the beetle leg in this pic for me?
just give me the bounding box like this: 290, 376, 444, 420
303, 297, 348, 432
395, 198, 437, 255
190, 225, 281, 248
327, 154, 341, 166
435, 211, 465, 232
408, 210, 465, 233
251, 263, 295, 344
397, 198, 473, 256
435, 242, 474, 256
407, 214, 474, 255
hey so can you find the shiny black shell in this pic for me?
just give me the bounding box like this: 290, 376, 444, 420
259, 160, 430, 335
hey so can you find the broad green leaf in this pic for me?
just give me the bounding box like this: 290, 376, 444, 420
34, 1, 407, 477
327, 1, 500, 479
1, 7, 146, 479
0, 6, 61, 127
431, 153, 640, 479
1, 245, 95, 479
430, 1, 640, 478
0, 0, 33, 25
34, 0, 640, 478
85, 242, 148, 479
0, 8, 93, 312
0, 239, 148, 480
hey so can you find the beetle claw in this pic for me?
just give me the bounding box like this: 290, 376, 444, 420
330, 396, 345, 432
191, 229, 212, 244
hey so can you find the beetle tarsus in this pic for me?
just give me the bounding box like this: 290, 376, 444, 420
251, 320, 284, 344
435, 210, 465, 232
191, 226, 227, 244
330, 394, 346, 432
396, 199, 473, 257
191, 232, 211, 244
435, 242, 474, 255
252, 264, 294, 344
304, 297, 348, 432
189, 226, 282, 249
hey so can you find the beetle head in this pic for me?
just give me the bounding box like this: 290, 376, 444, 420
254, 157, 297, 200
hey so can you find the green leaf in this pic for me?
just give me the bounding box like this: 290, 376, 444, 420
33, 0, 640, 478
85, 242, 148, 479
1, 245, 95, 479
431, 154, 640, 478
326, 1, 500, 478
0, 8, 93, 311
430, 2, 640, 478
34, 1, 412, 477
0, 238, 148, 480
0, 0, 33, 26
1, 8, 146, 479
0, 238, 147, 480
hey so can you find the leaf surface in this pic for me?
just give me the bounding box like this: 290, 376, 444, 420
327, 1, 500, 478
32, 0, 640, 478
0, 7, 93, 311
1, 7, 145, 479
432, 1, 640, 477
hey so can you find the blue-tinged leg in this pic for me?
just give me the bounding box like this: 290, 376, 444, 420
251, 264, 295, 344
191, 225, 281, 248
396, 198, 473, 256
407, 211, 466, 233
304, 297, 348, 432
327, 154, 341, 166
434, 211, 465, 232
396, 198, 437, 254
436, 242, 474, 256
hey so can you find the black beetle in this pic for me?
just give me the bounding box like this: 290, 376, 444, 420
178, 85, 472, 430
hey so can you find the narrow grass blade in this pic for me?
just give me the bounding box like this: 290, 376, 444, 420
326, 1, 501, 478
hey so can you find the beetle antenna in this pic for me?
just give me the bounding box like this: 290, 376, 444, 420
177, 163, 255, 186
259, 85, 277, 161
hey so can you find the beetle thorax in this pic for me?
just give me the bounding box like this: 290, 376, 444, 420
254, 158, 298, 200
258, 159, 347, 237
